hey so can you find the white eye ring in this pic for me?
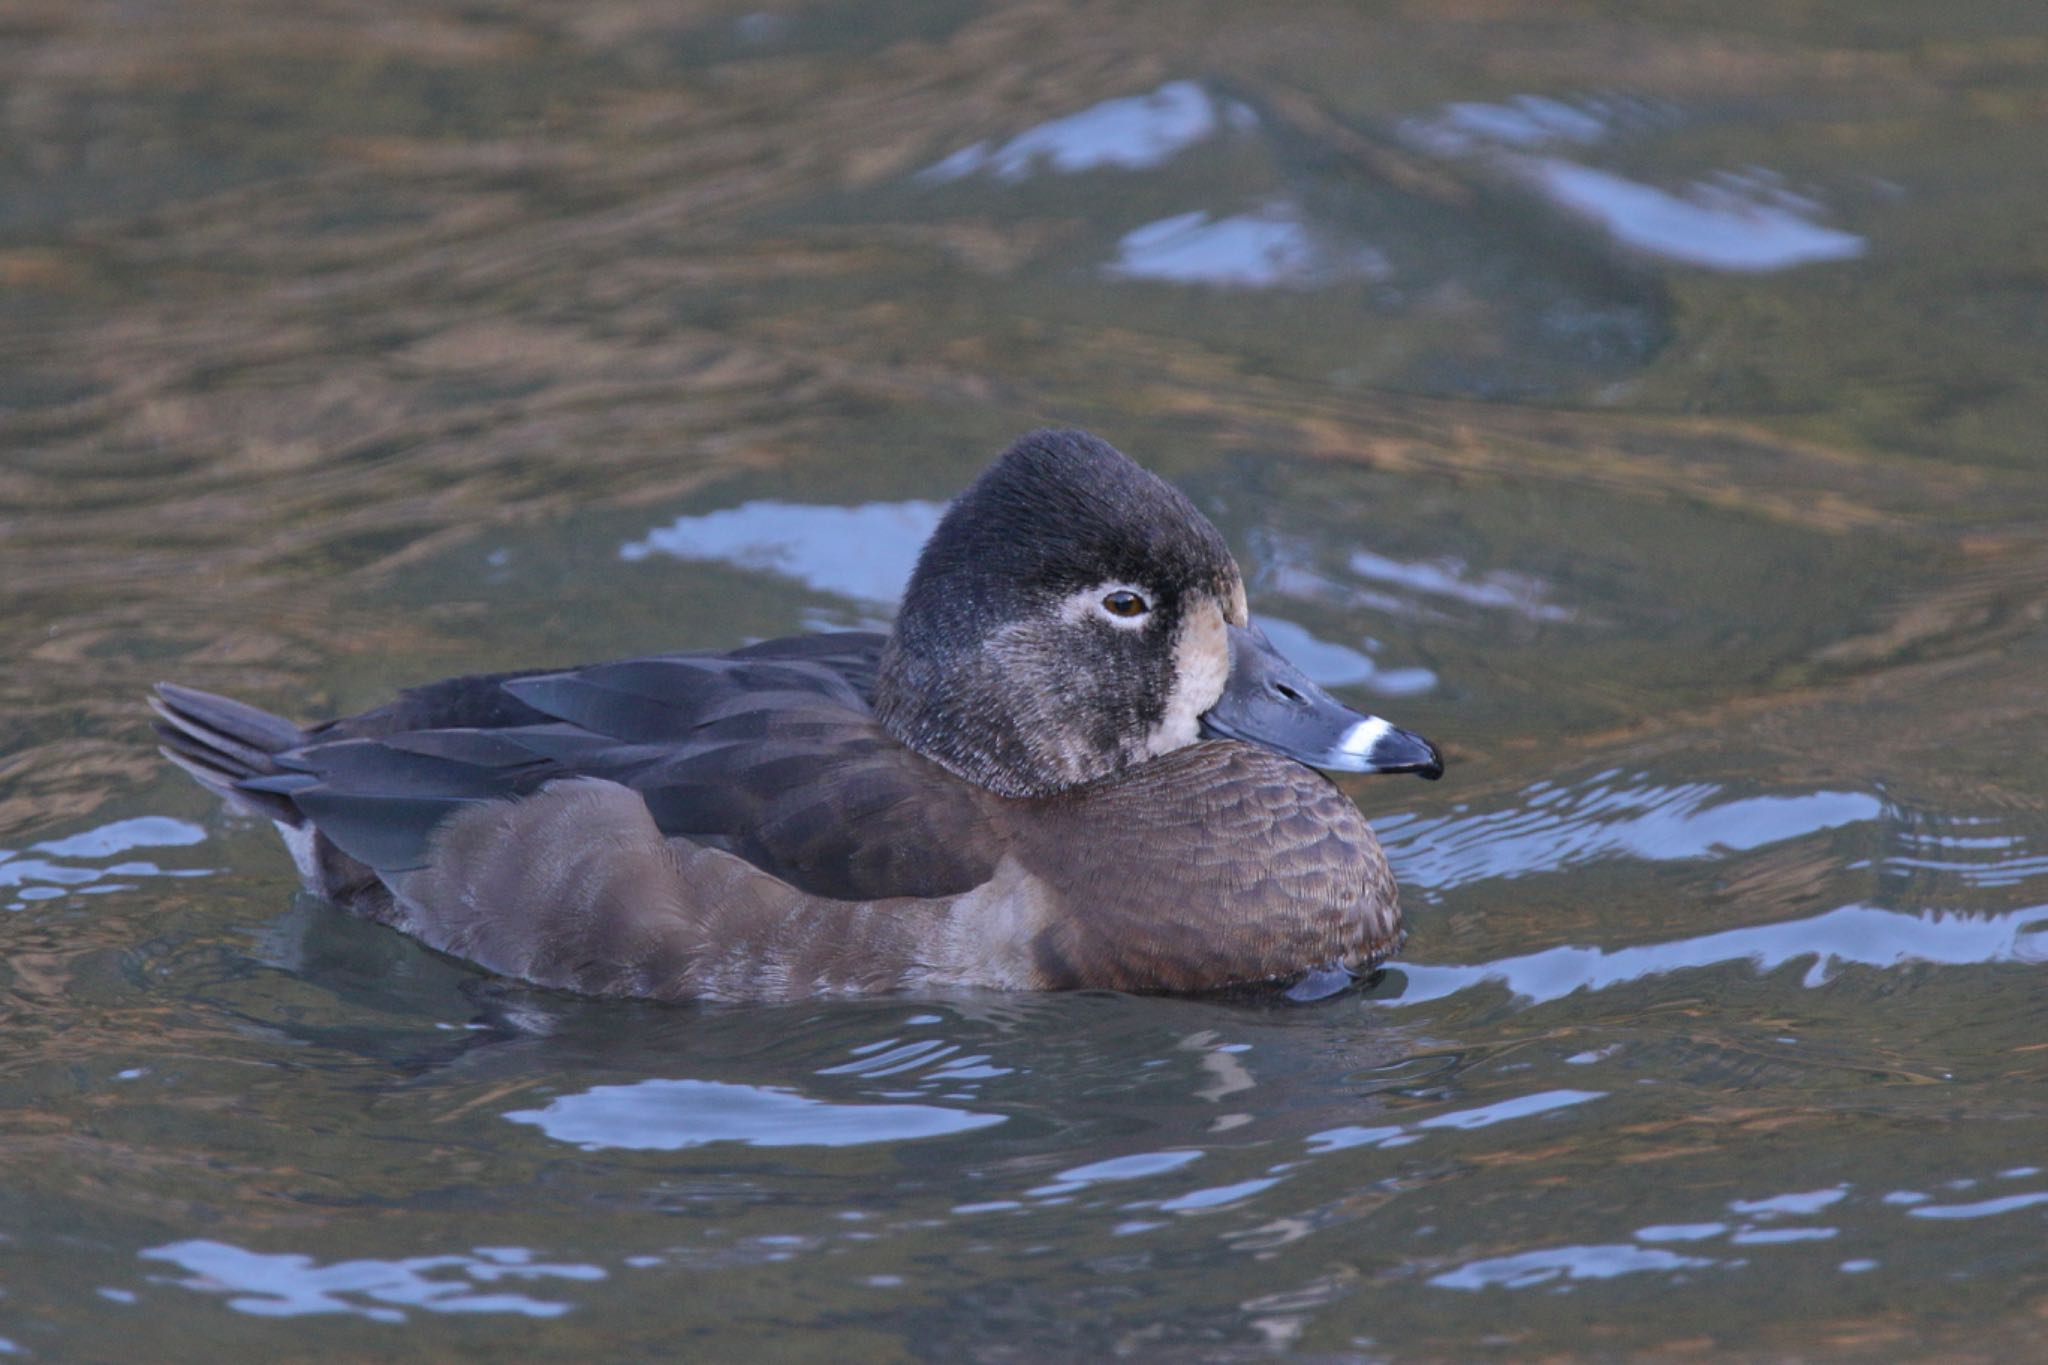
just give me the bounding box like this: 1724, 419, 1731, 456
1091, 590, 1151, 630
1065, 582, 1153, 631
1100, 589, 1149, 620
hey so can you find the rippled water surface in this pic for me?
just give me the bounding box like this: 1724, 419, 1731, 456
4, 1, 2046, 1358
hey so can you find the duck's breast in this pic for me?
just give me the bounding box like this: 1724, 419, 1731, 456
1010, 741, 1400, 993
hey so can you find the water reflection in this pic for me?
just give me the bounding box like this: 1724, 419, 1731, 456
1026, 1149, 1205, 1198
1344, 549, 1576, 623
1152, 1177, 1284, 1212
1400, 94, 1671, 158
1431, 1242, 1714, 1291
1434, 1188, 1840, 1292
1635, 1223, 1728, 1243
1906, 1192, 2048, 1220
619, 499, 942, 604
1441, 1162, 2048, 1295
1881, 816, 2048, 889
817, 1035, 1012, 1084
504, 1077, 1004, 1151
1392, 901, 2048, 1007
984, 1086, 1610, 1226
1401, 92, 1866, 272
1378, 775, 1883, 891
1305, 1088, 1604, 1153
1254, 617, 1434, 695
917, 80, 1252, 184
1250, 526, 1580, 638
1104, 203, 1387, 290
1731, 1226, 1838, 1245
1523, 162, 1865, 272
1730, 1187, 1848, 1217
914, 79, 1405, 293
1, 815, 212, 911
140, 1241, 603, 1321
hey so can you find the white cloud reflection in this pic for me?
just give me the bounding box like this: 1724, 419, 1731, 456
506, 1077, 1003, 1151
3, 814, 212, 911
1525, 161, 1864, 271
1104, 203, 1388, 290
1401, 92, 1865, 272
1389, 901, 2048, 1008
1431, 1241, 1713, 1291
141, 1241, 602, 1322
1347, 549, 1576, 622
918, 80, 1252, 184
1377, 778, 1884, 892
620, 498, 941, 603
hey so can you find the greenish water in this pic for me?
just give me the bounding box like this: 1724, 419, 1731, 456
3, 1, 2045, 1358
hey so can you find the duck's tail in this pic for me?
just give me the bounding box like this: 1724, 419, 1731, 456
149, 683, 307, 825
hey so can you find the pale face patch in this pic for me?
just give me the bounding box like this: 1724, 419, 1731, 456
1224, 576, 1249, 628
1147, 595, 1230, 757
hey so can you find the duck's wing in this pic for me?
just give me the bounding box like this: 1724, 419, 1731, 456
728, 631, 887, 702
303, 632, 890, 742
257, 640, 1005, 904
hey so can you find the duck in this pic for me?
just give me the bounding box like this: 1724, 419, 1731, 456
152, 429, 1443, 1004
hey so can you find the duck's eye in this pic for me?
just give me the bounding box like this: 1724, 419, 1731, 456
1101, 590, 1149, 618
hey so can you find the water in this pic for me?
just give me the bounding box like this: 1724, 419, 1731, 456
3, 1, 2046, 1357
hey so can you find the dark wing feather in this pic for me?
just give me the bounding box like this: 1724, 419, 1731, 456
263, 635, 1004, 901
310, 670, 561, 741
260, 737, 563, 871
309, 633, 888, 744
640, 726, 1003, 900
731, 631, 887, 701
502, 657, 870, 742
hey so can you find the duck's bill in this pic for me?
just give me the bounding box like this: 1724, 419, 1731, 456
1199, 623, 1444, 779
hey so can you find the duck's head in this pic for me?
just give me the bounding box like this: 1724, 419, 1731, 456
875, 429, 1443, 798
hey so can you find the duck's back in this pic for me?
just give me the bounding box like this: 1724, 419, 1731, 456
174, 633, 1007, 913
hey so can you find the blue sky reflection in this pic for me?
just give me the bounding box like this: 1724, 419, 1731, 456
506, 1078, 1004, 1151
1391, 901, 2048, 1007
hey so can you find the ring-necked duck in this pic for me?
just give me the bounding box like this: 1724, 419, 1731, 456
154, 429, 1442, 1002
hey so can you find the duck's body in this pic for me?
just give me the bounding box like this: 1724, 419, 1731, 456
155, 430, 1440, 1003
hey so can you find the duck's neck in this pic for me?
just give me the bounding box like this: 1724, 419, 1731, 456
874, 634, 1127, 799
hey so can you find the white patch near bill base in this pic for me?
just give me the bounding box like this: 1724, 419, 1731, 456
1148, 597, 1230, 757
1336, 716, 1395, 764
